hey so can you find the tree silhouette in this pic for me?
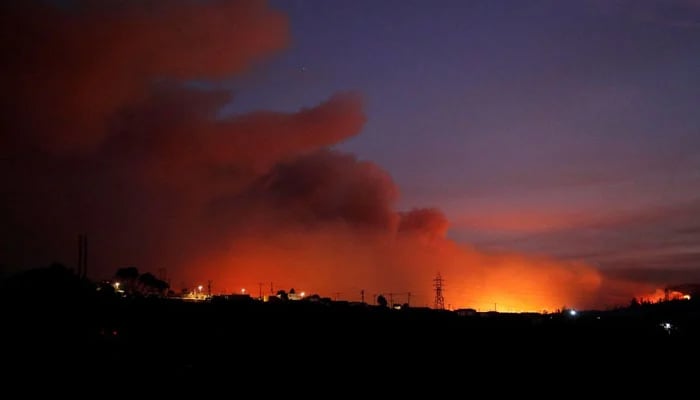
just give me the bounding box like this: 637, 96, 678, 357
276, 290, 288, 301
306, 294, 321, 302
138, 272, 169, 295
377, 295, 388, 307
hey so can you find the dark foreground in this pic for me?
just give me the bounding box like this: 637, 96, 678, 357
4, 295, 700, 384
2, 266, 700, 389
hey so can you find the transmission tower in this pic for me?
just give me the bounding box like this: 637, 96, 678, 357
433, 272, 445, 310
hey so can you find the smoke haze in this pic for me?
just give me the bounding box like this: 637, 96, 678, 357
1, 0, 664, 311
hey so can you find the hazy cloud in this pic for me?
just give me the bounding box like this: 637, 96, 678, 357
0, 0, 670, 311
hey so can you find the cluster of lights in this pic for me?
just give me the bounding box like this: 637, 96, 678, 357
660, 322, 674, 335
194, 284, 308, 299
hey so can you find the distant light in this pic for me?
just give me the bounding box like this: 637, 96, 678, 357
683, 294, 691, 300
300, 291, 305, 298
198, 285, 203, 292
569, 309, 577, 316
114, 282, 120, 289
662, 322, 672, 330
241, 288, 246, 294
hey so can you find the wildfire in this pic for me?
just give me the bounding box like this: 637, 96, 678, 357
637, 289, 691, 303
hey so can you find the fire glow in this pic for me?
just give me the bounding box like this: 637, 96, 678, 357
0, 0, 671, 312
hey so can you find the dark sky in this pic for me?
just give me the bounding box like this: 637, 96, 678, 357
2, 0, 700, 310
225, 0, 700, 277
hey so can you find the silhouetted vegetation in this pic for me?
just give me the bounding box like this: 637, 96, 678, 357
3, 264, 700, 384
137, 272, 169, 295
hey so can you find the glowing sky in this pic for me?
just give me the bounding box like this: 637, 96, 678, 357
2, 0, 700, 311
229, 0, 700, 283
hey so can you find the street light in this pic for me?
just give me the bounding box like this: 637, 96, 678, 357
241, 288, 246, 294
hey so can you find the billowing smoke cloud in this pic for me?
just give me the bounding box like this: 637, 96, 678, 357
399, 208, 449, 238
1, 0, 288, 153
1, 0, 656, 311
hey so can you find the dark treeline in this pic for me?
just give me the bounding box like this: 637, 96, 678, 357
2, 264, 700, 386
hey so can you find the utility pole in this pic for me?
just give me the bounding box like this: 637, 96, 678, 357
361, 289, 365, 303
258, 282, 264, 299
407, 292, 411, 307
207, 280, 212, 297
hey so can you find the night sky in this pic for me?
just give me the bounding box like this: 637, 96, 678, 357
2, 0, 700, 311
248, 0, 700, 279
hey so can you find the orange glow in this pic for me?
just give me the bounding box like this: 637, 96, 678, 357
180, 226, 610, 312
1, 0, 666, 314
638, 289, 690, 303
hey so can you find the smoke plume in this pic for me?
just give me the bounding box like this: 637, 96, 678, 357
1, 0, 657, 311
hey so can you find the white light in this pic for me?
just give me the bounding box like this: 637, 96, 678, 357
662, 322, 672, 330
241, 288, 246, 294
569, 309, 577, 316
114, 282, 120, 289
198, 285, 203, 292
300, 291, 305, 298
683, 294, 691, 300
